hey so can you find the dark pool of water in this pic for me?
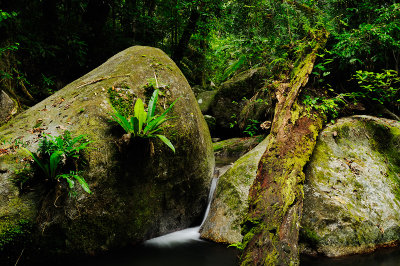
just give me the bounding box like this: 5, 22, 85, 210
48, 239, 238, 266
42, 241, 400, 266
301, 246, 400, 266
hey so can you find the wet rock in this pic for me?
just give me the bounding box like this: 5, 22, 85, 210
201, 115, 400, 257
213, 135, 265, 161
204, 115, 216, 133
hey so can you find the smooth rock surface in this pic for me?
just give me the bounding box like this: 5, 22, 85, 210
0, 46, 214, 258
213, 135, 264, 161
196, 90, 217, 114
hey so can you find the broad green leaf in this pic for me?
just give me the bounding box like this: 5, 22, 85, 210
131, 117, 139, 135
111, 112, 132, 133
147, 89, 159, 121
143, 116, 171, 135
74, 175, 92, 194
49, 151, 63, 179
134, 98, 145, 133
24, 148, 49, 178
59, 175, 75, 189
130, 116, 137, 136
156, 135, 175, 153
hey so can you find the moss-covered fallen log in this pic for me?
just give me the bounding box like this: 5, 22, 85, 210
240, 30, 328, 265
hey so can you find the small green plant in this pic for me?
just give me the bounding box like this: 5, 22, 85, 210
312, 51, 333, 84
57, 171, 91, 196
228, 241, 244, 250
353, 69, 400, 105
25, 149, 63, 180
1, 137, 28, 149
229, 114, 238, 128
110, 89, 179, 153
24, 131, 92, 195
303, 95, 346, 123
37, 131, 92, 159
243, 119, 260, 137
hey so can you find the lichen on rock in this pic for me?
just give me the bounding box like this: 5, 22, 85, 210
301, 115, 400, 257
0, 46, 214, 260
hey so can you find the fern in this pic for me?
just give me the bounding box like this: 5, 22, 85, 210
110, 89, 179, 152
24, 132, 92, 195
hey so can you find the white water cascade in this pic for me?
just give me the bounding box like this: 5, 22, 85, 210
144, 177, 218, 247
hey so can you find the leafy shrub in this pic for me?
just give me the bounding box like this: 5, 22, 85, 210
24, 131, 92, 195
110, 89, 179, 153
303, 95, 346, 123
244, 119, 260, 137
353, 69, 400, 105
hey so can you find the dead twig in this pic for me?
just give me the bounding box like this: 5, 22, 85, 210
15, 248, 24, 266
76, 75, 131, 89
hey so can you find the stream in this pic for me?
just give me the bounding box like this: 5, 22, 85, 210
42, 158, 400, 266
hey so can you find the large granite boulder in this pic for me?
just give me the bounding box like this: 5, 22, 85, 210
0, 46, 214, 260
300, 115, 400, 256
0, 90, 17, 125
201, 115, 400, 258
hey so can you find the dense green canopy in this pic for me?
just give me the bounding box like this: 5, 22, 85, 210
1, 1, 399, 107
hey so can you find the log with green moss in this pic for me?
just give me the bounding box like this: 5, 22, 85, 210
240, 30, 329, 265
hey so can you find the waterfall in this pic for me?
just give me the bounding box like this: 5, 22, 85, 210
144, 177, 218, 247
200, 177, 218, 226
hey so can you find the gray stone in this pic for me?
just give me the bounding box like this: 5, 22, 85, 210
197, 90, 217, 114
201, 115, 400, 257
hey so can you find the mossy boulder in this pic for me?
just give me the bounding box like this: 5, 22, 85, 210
237, 88, 275, 133
213, 135, 265, 161
0, 46, 214, 259
300, 115, 400, 257
200, 136, 269, 243
209, 67, 269, 137
0, 90, 17, 125
196, 90, 217, 114
201, 115, 400, 256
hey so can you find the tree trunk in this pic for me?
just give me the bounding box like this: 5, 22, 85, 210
240, 30, 329, 265
172, 2, 204, 64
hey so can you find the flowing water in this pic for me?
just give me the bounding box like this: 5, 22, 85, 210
72, 176, 240, 266
41, 158, 400, 266
143, 177, 218, 248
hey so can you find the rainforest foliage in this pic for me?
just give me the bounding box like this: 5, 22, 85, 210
0, 0, 399, 116
1, 1, 399, 265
